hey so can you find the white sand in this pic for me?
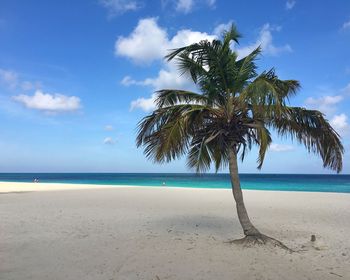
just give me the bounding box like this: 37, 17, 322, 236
1, 182, 349, 280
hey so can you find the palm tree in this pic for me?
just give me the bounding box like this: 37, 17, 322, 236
136, 25, 344, 247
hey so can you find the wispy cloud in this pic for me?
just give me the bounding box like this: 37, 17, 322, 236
213, 21, 233, 36
285, 0, 296, 10
235, 24, 292, 58
176, 0, 194, 13
99, 0, 141, 17
342, 19, 350, 30
0, 68, 42, 92
206, 0, 216, 8
163, 0, 216, 14
0, 69, 18, 90
305, 95, 343, 115
305, 84, 350, 136
341, 83, 350, 95
270, 143, 294, 152
104, 125, 114, 131
103, 137, 116, 145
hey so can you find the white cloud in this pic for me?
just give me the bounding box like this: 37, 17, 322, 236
122, 64, 194, 101
104, 125, 114, 131
270, 143, 294, 152
164, 0, 215, 13
235, 24, 292, 58
115, 17, 216, 65
99, 0, 140, 17
137, 65, 193, 90
127, 64, 198, 112
118, 19, 291, 112
330, 114, 350, 136
117, 18, 215, 111
103, 137, 116, 145
121, 76, 138, 86
304, 84, 350, 138
130, 93, 157, 112
176, 0, 194, 13
213, 21, 233, 36
169, 28, 216, 48
342, 20, 350, 30
13, 90, 81, 112
0, 69, 18, 90
285, 0, 296, 10
305, 95, 343, 115
115, 18, 168, 64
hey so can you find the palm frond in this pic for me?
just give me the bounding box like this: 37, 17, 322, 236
187, 136, 212, 172
176, 51, 208, 83
222, 24, 242, 46
239, 69, 301, 122
232, 46, 261, 92
270, 107, 344, 172
137, 25, 343, 174
155, 90, 208, 108
255, 125, 272, 169
136, 104, 215, 164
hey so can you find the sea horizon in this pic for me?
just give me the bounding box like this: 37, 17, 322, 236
1, 173, 349, 194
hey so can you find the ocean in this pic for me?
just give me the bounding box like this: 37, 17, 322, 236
0, 173, 350, 193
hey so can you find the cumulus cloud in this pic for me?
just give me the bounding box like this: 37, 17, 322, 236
13, 90, 81, 112
118, 19, 291, 112
99, 0, 141, 17
270, 143, 294, 152
104, 125, 114, 131
285, 0, 296, 10
115, 18, 168, 64
330, 114, 350, 136
115, 18, 216, 65
116, 18, 215, 111
103, 137, 116, 145
0, 69, 18, 90
305, 95, 343, 115
235, 24, 292, 58
130, 93, 157, 112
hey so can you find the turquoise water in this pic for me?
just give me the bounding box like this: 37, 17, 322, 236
0, 173, 350, 193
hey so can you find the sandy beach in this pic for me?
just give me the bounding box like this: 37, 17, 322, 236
1, 182, 349, 280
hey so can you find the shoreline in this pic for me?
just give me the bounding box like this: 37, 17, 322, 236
0, 181, 350, 195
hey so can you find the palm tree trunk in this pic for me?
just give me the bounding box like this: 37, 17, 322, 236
228, 148, 260, 236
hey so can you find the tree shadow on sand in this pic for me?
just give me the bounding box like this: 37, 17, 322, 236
151, 214, 296, 252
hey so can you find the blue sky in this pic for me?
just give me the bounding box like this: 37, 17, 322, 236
0, 0, 349, 173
